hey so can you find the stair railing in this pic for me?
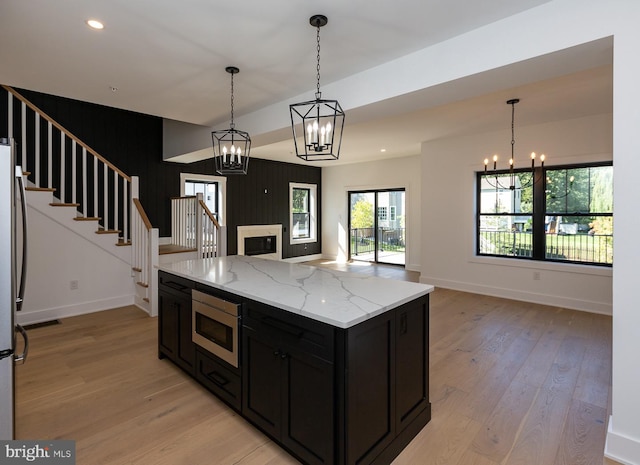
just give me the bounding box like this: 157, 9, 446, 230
170, 193, 224, 258
131, 177, 159, 315
2, 85, 132, 243
3, 85, 158, 315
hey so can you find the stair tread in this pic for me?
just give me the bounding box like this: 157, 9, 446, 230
159, 244, 198, 255
116, 241, 132, 247
96, 229, 121, 235
132, 267, 142, 272
136, 281, 149, 288
50, 202, 80, 207
26, 187, 56, 192
74, 217, 101, 221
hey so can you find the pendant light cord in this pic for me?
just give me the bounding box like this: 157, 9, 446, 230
230, 71, 235, 129
315, 22, 322, 99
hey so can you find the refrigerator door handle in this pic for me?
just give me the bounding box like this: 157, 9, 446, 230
15, 166, 27, 312
13, 324, 28, 365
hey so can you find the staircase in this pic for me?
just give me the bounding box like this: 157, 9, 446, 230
2, 85, 159, 316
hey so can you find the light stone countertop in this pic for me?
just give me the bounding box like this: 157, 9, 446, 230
158, 255, 434, 329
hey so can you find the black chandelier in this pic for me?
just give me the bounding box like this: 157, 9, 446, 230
483, 98, 546, 190
212, 66, 251, 175
289, 14, 345, 161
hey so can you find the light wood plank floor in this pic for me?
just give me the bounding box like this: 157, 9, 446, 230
15, 262, 612, 465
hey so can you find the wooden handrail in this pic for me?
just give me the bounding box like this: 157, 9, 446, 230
133, 198, 153, 231
2, 85, 132, 182
199, 199, 220, 229
170, 195, 197, 200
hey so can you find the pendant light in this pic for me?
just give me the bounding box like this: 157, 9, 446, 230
483, 98, 546, 190
212, 66, 251, 175
289, 15, 345, 161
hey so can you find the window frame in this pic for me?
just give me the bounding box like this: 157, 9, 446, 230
476, 161, 613, 267
289, 182, 317, 244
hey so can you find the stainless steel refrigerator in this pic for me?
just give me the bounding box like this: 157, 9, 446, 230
0, 139, 29, 440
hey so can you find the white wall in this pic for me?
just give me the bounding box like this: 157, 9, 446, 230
321, 1, 640, 461
322, 155, 422, 271
421, 113, 612, 314
18, 205, 135, 325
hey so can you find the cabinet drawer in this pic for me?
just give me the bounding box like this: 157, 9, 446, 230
159, 271, 194, 298
195, 348, 241, 411
243, 300, 334, 362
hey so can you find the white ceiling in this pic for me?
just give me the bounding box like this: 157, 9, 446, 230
0, 0, 613, 167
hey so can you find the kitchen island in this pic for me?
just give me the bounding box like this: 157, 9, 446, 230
158, 256, 434, 465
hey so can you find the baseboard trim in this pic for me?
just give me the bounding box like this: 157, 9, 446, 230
420, 276, 612, 315
17, 295, 135, 325
605, 416, 640, 465
284, 253, 323, 263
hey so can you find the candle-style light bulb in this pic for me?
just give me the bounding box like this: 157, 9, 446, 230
484, 158, 489, 173
320, 126, 326, 147
540, 154, 545, 167
222, 145, 227, 164
531, 152, 536, 169
307, 123, 313, 143
312, 120, 319, 144
493, 154, 498, 170
325, 122, 332, 144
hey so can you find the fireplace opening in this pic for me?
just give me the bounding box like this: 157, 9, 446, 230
244, 235, 277, 256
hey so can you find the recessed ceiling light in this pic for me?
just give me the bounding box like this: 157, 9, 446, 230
86, 19, 104, 30
380, 149, 387, 152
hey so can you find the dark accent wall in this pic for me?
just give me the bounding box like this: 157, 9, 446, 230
0, 86, 321, 259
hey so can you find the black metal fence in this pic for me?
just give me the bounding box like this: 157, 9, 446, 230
351, 227, 405, 256
479, 230, 613, 264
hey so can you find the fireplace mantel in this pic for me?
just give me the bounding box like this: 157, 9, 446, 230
237, 224, 282, 260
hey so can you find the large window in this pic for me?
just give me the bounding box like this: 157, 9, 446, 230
477, 162, 612, 265
290, 182, 317, 243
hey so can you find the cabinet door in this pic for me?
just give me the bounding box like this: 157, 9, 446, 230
242, 326, 282, 439
158, 288, 195, 374
158, 290, 179, 360
282, 346, 334, 465
346, 313, 395, 465
176, 292, 195, 373
395, 296, 429, 432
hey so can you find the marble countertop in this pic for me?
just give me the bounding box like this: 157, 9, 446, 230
158, 255, 434, 329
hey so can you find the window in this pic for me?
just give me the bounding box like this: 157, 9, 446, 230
290, 182, 317, 243
378, 206, 388, 221
477, 162, 612, 265
180, 173, 226, 225
390, 205, 397, 221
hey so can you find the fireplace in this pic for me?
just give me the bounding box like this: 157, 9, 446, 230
237, 225, 282, 260
245, 235, 276, 256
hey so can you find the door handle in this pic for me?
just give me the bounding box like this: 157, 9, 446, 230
14, 324, 28, 365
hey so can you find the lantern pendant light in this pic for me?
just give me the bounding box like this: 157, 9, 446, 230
289, 14, 345, 161
212, 66, 251, 175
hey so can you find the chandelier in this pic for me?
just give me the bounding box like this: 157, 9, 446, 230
212, 66, 251, 175
289, 14, 345, 161
483, 98, 545, 190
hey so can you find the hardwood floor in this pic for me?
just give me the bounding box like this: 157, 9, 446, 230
15, 262, 612, 465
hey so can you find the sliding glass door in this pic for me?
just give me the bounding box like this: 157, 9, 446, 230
349, 189, 405, 265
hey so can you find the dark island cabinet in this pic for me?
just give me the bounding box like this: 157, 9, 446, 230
158, 271, 196, 374
157, 269, 431, 465
344, 294, 431, 465
243, 301, 335, 465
